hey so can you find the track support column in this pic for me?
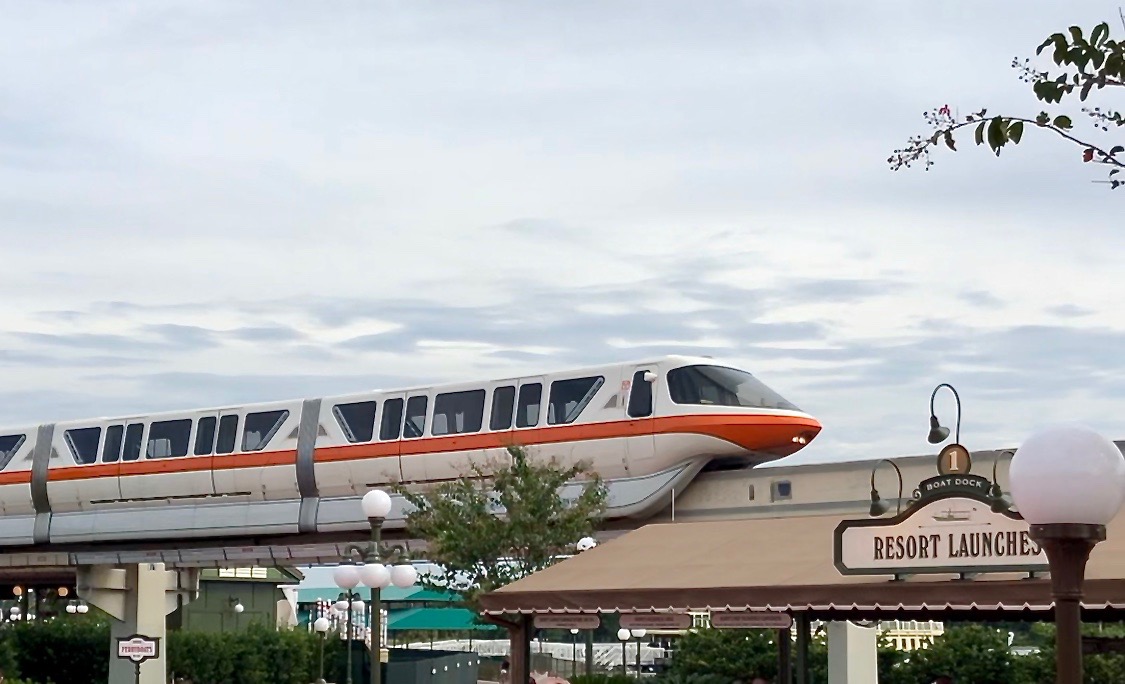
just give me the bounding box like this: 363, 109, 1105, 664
77, 563, 200, 684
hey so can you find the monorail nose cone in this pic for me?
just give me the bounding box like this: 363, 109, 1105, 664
927, 415, 950, 444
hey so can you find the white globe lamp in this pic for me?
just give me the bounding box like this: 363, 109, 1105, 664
77, 604, 88, 614
630, 628, 647, 639
313, 616, 330, 633
333, 564, 361, 590
362, 489, 394, 519
360, 563, 392, 589
616, 628, 630, 641
1008, 423, 1125, 683
66, 603, 76, 614
390, 564, 418, 589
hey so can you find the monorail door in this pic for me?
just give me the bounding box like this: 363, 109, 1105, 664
623, 365, 657, 476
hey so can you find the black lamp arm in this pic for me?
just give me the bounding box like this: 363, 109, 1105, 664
929, 383, 962, 444
869, 459, 905, 515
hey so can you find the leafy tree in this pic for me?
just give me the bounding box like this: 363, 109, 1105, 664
395, 445, 608, 610
889, 19, 1124, 189
667, 628, 779, 680
894, 624, 1013, 684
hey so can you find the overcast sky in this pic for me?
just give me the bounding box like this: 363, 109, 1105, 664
1, 1, 1122, 466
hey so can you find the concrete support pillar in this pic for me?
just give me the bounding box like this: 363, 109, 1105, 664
77, 563, 200, 684
827, 621, 878, 684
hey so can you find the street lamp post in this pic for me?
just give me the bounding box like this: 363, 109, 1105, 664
313, 616, 331, 684
1008, 424, 1125, 683
575, 536, 598, 677
338, 489, 418, 684
333, 566, 361, 684
616, 628, 630, 678
570, 628, 579, 679
631, 628, 646, 680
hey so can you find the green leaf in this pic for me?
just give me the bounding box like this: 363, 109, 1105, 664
1053, 115, 1073, 129
1035, 111, 1050, 125
943, 130, 956, 151
974, 121, 986, 146
1007, 121, 1024, 144
986, 117, 1007, 154
1091, 22, 1109, 46
1110, 145, 1124, 155
1068, 26, 1084, 45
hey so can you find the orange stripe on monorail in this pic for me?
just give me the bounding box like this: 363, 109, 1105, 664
33, 413, 820, 483
0, 471, 32, 485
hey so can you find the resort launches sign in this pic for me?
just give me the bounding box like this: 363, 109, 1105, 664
835, 473, 1048, 576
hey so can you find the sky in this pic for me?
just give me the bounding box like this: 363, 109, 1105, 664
1, 1, 1122, 466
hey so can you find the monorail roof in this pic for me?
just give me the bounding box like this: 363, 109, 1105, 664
480, 512, 1125, 620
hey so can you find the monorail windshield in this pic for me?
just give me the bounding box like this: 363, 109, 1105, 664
667, 365, 800, 411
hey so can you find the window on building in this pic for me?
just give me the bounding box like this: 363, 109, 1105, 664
216, 415, 239, 454
628, 370, 653, 418
516, 383, 542, 428
380, 399, 404, 440
771, 480, 792, 502
489, 386, 515, 430
432, 390, 485, 436
101, 425, 123, 463
122, 423, 144, 462
403, 396, 428, 439
65, 427, 101, 465
195, 417, 217, 455
243, 411, 289, 451
333, 401, 378, 443
0, 434, 25, 470
547, 376, 604, 425
147, 419, 192, 458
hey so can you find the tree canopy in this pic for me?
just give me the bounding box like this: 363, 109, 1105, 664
890, 18, 1124, 189
395, 445, 608, 610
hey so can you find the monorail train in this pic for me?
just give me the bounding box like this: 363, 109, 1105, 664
0, 355, 820, 547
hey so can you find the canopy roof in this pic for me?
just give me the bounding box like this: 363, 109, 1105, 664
480, 514, 1125, 617
299, 585, 461, 604
388, 607, 502, 632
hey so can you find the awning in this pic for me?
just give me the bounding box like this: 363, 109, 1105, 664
479, 514, 1125, 617
298, 586, 462, 604
387, 607, 502, 632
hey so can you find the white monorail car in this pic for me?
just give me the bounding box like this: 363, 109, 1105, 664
0, 355, 820, 546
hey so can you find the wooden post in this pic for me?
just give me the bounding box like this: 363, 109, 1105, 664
794, 613, 810, 684
509, 614, 533, 684
778, 625, 792, 684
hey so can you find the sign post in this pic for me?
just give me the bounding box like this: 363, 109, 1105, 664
117, 634, 160, 684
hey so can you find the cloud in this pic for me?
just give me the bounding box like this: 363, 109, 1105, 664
0, 0, 1122, 466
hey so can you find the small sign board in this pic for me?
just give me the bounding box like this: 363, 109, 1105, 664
710, 612, 793, 629
533, 614, 601, 630
117, 635, 160, 663
619, 613, 692, 630
835, 495, 1048, 576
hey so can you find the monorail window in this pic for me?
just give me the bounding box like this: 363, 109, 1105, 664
432, 390, 485, 436
102, 425, 123, 463
64, 427, 101, 465
195, 417, 217, 455
147, 419, 192, 458
771, 480, 792, 502
123, 423, 144, 462
667, 365, 800, 410
628, 371, 653, 418
243, 410, 289, 451
548, 376, 604, 425
380, 399, 404, 440
516, 383, 542, 428
490, 386, 516, 430
0, 434, 26, 470
216, 415, 239, 454
333, 401, 378, 443
403, 396, 428, 439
